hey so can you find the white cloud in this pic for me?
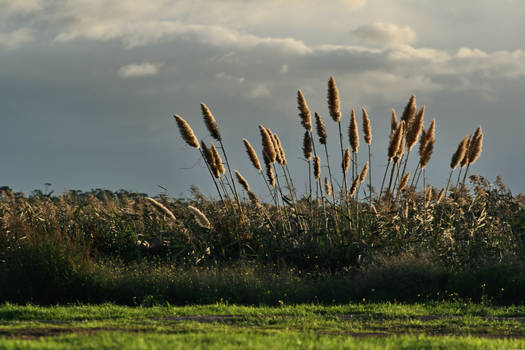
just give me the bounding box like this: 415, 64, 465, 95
280, 64, 289, 74
0, 28, 34, 49
118, 63, 161, 78
352, 22, 416, 47
0, 0, 42, 14
215, 72, 244, 83
248, 84, 270, 98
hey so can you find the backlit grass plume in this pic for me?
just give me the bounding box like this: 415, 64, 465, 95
297, 90, 312, 132
327, 76, 341, 122
146, 197, 176, 221
188, 205, 211, 229
315, 112, 327, 145
201, 102, 221, 141
174, 115, 199, 149
243, 138, 262, 171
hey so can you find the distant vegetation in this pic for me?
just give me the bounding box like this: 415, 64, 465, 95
1, 76, 524, 305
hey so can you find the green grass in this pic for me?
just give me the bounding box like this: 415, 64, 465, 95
0, 303, 524, 349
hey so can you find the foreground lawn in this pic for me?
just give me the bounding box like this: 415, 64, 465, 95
0, 303, 524, 349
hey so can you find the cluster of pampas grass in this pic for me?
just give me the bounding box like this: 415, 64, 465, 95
173, 75, 485, 243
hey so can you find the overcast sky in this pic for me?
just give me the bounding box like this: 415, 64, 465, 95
1, 0, 524, 197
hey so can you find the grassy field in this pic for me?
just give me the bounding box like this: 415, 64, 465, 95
0, 303, 524, 349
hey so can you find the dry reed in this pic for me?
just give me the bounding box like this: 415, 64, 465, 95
174, 115, 199, 149
324, 177, 332, 197
146, 197, 176, 221
297, 90, 312, 132
235, 170, 250, 192
303, 131, 312, 160
343, 148, 351, 173
314, 156, 321, 180
359, 161, 369, 184
201, 102, 221, 141
362, 107, 372, 145
327, 76, 341, 122
259, 125, 276, 163
315, 112, 327, 145
188, 205, 211, 229
349, 109, 360, 154
242, 138, 262, 171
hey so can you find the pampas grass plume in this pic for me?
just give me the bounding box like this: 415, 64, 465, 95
242, 138, 262, 171
327, 76, 341, 122
359, 161, 369, 184
297, 90, 312, 132
450, 135, 469, 170
349, 109, 359, 153
174, 115, 199, 149
303, 131, 312, 160
362, 107, 372, 145
314, 156, 321, 180
315, 112, 327, 145
146, 197, 176, 221
200, 102, 221, 141
188, 205, 211, 229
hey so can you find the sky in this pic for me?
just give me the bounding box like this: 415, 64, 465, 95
1, 0, 524, 198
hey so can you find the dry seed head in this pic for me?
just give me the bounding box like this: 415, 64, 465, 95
303, 131, 312, 160
388, 121, 405, 161
436, 187, 445, 203
146, 197, 176, 221
315, 112, 327, 145
201, 141, 215, 168
362, 107, 372, 145
450, 135, 469, 170
349, 177, 359, 197
188, 205, 211, 229
370, 204, 378, 216
211, 143, 225, 175
268, 129, 284, 164
174, 115, 200, 149
395, 131, 405, 161
460, 136, 471, 168
327, 76, 341, 122
259, 125, 276, 163
324, 177, 332, 197
391, 109, 398, 135
349, 109, 360, 153
242, 138, 262, 171
468, 126, 483, 165
266, 163, 275, 187
343, 148, 351, 173
397, 172, 410, 193
273, 132, 287, 165
234, 170, 250, 192
297, 90, 312, 132
247, 190, 259, 205
401, 95, 417, 126
314, 156, 321, 180
200, 102, 221, 141
425, 186, 433, 205
359, 161, 369, 184
407, 105, 425, 151
420, 138, 434, 170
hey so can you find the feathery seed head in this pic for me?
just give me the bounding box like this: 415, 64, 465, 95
188, 205, 211, 229
388, 121, 405, 161
468, 126, 483, 165
324, 177, 332, 197
362, 107, 372, 145
200, 102, 221, 141
315, 112, 327, 145
303, 131, 313, 160
398, 172, 410, 193
359, 161, 369, 184
436, 187, 445, 203
391, 109, 398, 135
211, 143, 225, 175
266, 163, 275, 187
407, 105, 425, 150
146, 197, 176, 221
450, 135, 469, 170
259, 125, 276, 163
314, 156, 321, 180
242, 138, 262, 171
201, 141, 215, 168
174, 115, 199, 149
327, 76, 341, 122
297, 90, 312, 131
401, 95, 417, 126
343, 148, 351, 173
349, 109, 360, 153
460, 136, 471, 168
234, 170, 250, 192
349, 177, 359, 197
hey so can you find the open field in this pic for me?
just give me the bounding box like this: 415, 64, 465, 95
0, 303, 525, 349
